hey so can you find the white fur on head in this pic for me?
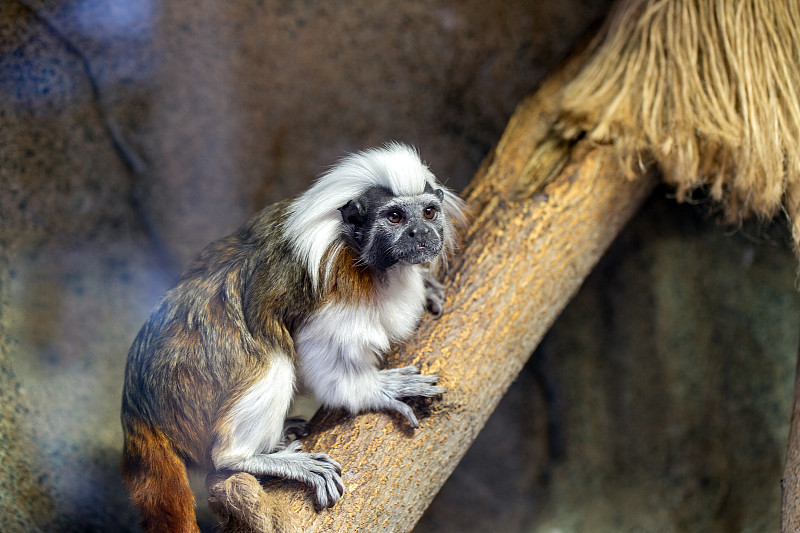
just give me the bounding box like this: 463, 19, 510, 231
283, 142, 465, 288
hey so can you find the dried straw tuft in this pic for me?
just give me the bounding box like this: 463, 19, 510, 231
558, 0, 800, 247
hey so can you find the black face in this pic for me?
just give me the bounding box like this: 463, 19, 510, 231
339, 185, 445, 271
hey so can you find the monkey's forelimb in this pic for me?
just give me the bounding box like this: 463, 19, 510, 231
378, 366, 444, 428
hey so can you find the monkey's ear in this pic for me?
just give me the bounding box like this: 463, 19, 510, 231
339, 200, 366, 227
424, 181, 445, 202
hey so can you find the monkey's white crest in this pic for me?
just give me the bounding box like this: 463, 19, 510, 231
284, 142, 465, 288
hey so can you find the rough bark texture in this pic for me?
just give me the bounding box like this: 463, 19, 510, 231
421, 186, 798, 533
252, 63, 657, 532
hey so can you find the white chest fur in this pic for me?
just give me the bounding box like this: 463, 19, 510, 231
294, 264, 427, 410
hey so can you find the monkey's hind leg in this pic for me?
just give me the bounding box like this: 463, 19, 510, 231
218, 441, 344, 510
212, 355, 343, 510
121, 420, 199, 533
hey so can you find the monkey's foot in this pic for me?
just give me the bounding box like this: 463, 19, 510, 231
424, 276, 446, 317
231, 441, 344, 510
275, 441, 344, 510
379, 365, 445, 428
281, 416, 311, 446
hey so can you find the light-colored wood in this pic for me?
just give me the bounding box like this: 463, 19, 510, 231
252, 65, 659, 532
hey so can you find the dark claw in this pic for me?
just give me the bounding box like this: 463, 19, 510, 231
283, 416, 311, 439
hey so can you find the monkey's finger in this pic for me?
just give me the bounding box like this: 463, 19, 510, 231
309, 453, 342, 474
313, 490, 330, 511
427, 302, 444, 318
325, 471, 345, 500
391, 400, 419, 428
315, 472, 343, 510
286, 440, 303, 452
413, 372, 440, 384
418, 384, 446, 397
309, 475, 333, 509
395, 374, 443, 395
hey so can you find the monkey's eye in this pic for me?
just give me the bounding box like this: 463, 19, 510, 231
386, 211, 403, 224
423, 206, 437, 220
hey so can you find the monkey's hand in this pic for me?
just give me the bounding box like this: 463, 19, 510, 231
424, 276, 446, 318
378, 365, 444, 428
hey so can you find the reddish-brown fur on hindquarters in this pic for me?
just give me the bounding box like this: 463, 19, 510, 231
121, 418, 199, 533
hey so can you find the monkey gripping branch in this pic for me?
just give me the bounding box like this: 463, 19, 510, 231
203, 59, 657, 532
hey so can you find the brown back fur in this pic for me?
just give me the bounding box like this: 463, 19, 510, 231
121, 199, 385, 531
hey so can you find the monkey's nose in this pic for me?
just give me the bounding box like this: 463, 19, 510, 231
407, 225, 429, 239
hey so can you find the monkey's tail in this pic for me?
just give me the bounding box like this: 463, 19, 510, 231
121, 419, 200, 533
207, 472, 299, 533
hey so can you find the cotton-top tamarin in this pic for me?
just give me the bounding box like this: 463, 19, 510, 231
120, 143, 466, 532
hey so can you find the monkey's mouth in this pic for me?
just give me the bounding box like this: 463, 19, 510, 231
396, 242, 442, 264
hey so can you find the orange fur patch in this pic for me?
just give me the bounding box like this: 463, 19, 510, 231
121, 419, 199, 533
320, 245, 378, 305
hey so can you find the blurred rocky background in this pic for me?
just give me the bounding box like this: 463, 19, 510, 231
1, 0, 797, 531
